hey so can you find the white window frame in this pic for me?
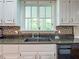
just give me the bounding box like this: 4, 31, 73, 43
20, 0, 56, 31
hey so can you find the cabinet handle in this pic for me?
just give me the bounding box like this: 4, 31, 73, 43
13, 19, 15, 22
72, 18, 73, 22
54, 53, 55, 56
6, 1, 13, 2
38, 27, 40, 30
35, 55, 37, 59
7, 20, 11, 21
20, 53, 21, 56
61, 18, 63, 22
54, 53, 56, 59
39, 55, 41, 59
4, 57, 5, 59
70, 18, 73, 23
1, 19, 2, 22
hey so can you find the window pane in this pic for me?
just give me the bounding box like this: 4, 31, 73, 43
32, 18, 38, 30
25, 19, 31, 30
32, 7, 37, 17
39, 19, 46, 30
46, 6, 51, 17
24, 5, 54, 31
46, 19, 52, 31
39, 7, 45, 18
52, 5, 55, 17
25, 6, 31, 18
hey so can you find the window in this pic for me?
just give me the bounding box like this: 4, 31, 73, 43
21, 1, 56, 31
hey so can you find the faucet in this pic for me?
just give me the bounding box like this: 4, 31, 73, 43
32, 33, 40, 41
32, 33, 39, 38
32, 33, 35, 38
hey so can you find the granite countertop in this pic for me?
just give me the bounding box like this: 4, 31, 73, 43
0, 38, 78, 44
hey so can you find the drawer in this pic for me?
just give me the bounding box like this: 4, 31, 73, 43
3, 44, 19, 53
36, 44, 57, 52
19, 44, 57, 52
19, 45, 37, 52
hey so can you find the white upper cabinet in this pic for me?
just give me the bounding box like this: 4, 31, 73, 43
56, 0, 79, 26
0, 0, 17, 26
70, 0, 79, 25
0, 0, 3, 23
5, 0, 17, 3
56, 0, 69, 26
4, 0, 17, 24
61, 0, 69, 24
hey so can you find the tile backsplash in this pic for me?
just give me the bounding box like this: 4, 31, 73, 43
56, 26, 74, 34
0, 26, 20, 35
74, 26, 79, 38
0, 26, 74, 40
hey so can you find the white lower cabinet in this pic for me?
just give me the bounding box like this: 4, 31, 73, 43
0, 45, 2, 55
20, 52, 56, 59
20, 52, 55, 59
3, 44, 19, 54
19, 44, 57, 59
0, 44, 57, 59
3, 54, 19, 59
38, 52, 55, 59
0, 55, 3, 59
2, 44, 19, 59
0, 45, 2, 59
20, 52, 37, 59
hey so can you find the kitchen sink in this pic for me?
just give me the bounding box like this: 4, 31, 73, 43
24, 37, 52, 42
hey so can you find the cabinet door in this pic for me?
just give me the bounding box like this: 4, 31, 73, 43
70, 0, 79, 24
4, 54, 19, 59
0, 0, 3, 23
20, 52, 36, 59
36, 44, 57, 59
0, 45, 2, 59
36, 44, 57, 52
4, 0, 17, 24
57, 0, 69, 25
38, 52, 56, 59
3, 44, 18, 54
0, 55, 3, 59
0, 45, 2, 55
66, 0, 71, 24
19, 45, 36, 52
61, 0, 69, 24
